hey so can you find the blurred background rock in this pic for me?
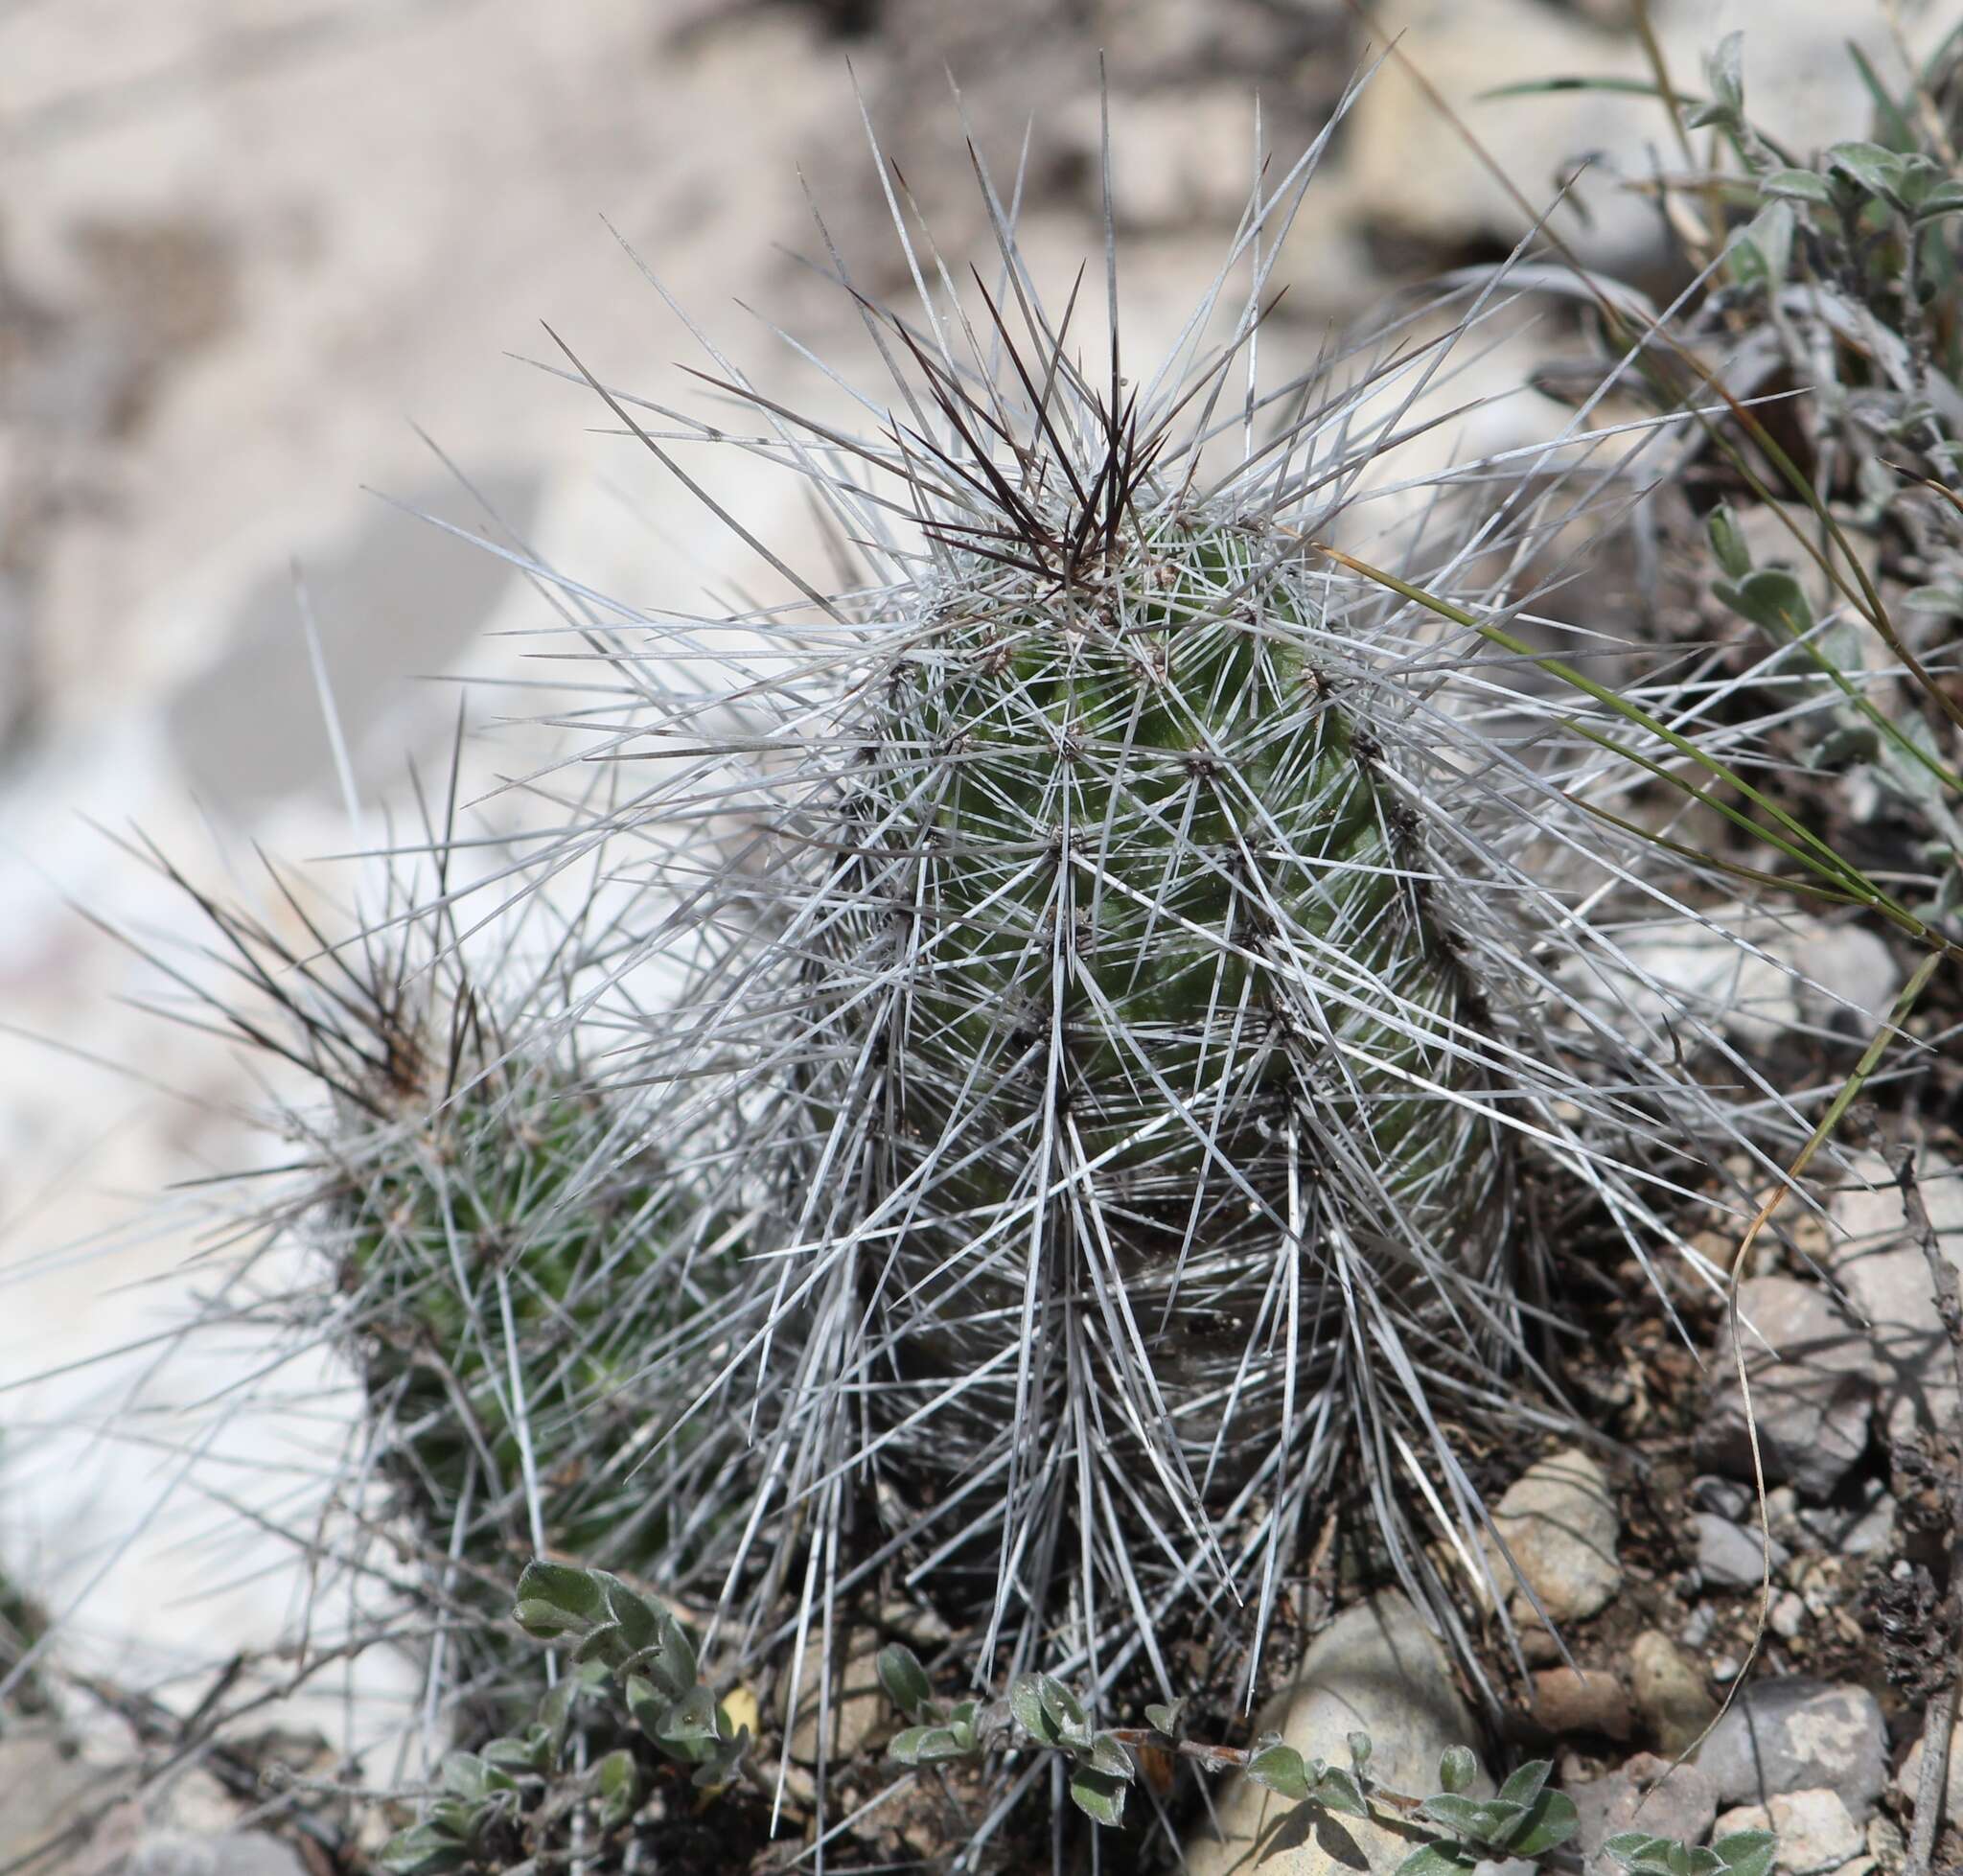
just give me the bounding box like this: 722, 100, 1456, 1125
0, 0, 1944, 1767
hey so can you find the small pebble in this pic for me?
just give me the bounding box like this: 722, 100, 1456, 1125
1695, 1511, 1788, 1590
1532, 1665, 1632, 1742
1769, 1591, 1807, 1639
1630, 1630, 1718, 1756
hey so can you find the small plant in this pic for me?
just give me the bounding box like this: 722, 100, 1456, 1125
383, 1569, 1778, 1876
379, 1561, 753, 1874
877, 1640, 1770, 1876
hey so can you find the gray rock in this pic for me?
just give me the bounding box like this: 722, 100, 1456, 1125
1694, 1512, 1790, 1591
1185, 1590, 1487, 1876
0, 1732, 99, 1867
128, 1835, 307, 1876
1487, 1448, 1623, 1624
1697, 1277, 1875, 1503
779, 1624, 888, 1767
1629, 1630, 1718, 1756
1692, 1476, 1754, 1520
1572, 1752, 1719, 1864
1694, 1680, 1888, 1821
1792, 1478, 1896, 1559
1828, 1149, 1963, 1445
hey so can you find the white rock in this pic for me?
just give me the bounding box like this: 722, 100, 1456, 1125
1765, 1788, 1863, 1876
1828, 1149, 1963, 1444
1697, 1278, 1874, 1504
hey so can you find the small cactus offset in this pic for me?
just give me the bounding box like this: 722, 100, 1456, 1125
94, 834, 748, 1726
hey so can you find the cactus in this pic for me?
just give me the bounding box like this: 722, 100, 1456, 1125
92, 833, 749, 1728
513, 111, 1825, 1722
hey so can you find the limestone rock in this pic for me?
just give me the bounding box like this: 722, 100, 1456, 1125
1764, 1789, 1863, 1876
1695, 1680, 1887, 1821
1571, 1752, 1719, 1865
1629, 1630, 1719, 1756
1828, 1149, 1963, 1445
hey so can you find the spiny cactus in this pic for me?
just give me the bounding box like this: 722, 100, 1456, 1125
82, 826, 751, 1730
494, 99, 1833, 1737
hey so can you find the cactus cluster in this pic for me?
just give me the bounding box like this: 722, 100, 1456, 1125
41, 70, 1898, 1867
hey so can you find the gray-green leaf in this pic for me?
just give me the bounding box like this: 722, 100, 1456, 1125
1069, 1763, 1130, 1827
876, 1643, 935, 1721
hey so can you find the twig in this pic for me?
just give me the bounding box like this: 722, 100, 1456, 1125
1900, 1146, 1963, 1876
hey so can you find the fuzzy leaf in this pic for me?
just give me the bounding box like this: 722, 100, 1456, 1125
571, 1621, 627, 1667
1396, 1845, 1476, 1876
1685, 33, 1744, 127
1084, 1732, 1134, 1780
655, 1681, 721, 1755
1605, 1833, 1675, 1872
1038, 1675, 1091, 1746
1246, 1742, 1312, 1801
1437, 1746, 1480, 1795
514, 1560, 605, 1627
600, 1575, 660, 1656
1007, 1678, 1052, 1745
1421, 1795, 1523, 1844
512, 1599, 589, 1640
1009, 1674, 1091, 1750
1714, 1830, 1778, 1876
1760, 168, 1836, 208
1494, 1760, 1551, 1810
1829, 140, 1906, 205
1915, 178, 1963, 220
1713, 568, 1813, 641
1347, 1731, 1373, 1772
876, 1643, 935, 1721
376, 1825, 471, 1876
890, 1722, 971, 1765
1143, 1698, 1186, 1738
1505, 1788, 1580, 1856
441, 1752, 517, 1802
691, 1725, 751, 1791
1727, 200, 1792, 292
1311, 1765, 1369, 1818
593, 1749, 639, 1828
1069, 1763, 1130, 1827
1706, 504, 1751, 580
480, 1731, 546, 1773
